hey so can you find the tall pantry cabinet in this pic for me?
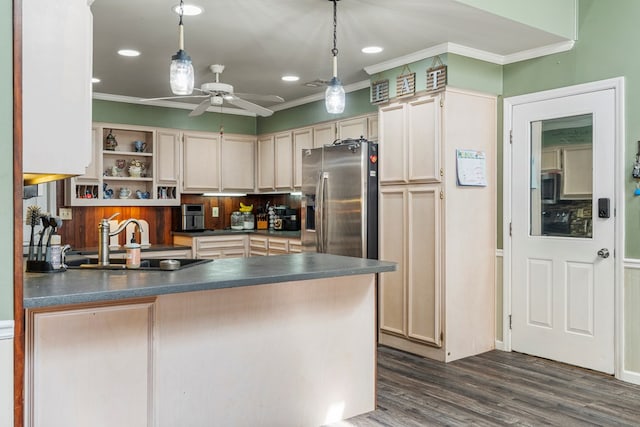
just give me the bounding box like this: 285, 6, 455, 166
378, 87, 496, 362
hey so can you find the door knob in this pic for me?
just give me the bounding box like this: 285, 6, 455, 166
597, 248, 610, 259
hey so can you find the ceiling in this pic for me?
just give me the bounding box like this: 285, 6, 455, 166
91, 0, 569, 116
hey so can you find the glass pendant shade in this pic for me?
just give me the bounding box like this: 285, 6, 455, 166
325, 77, 345, 114
170, 50, 194, 95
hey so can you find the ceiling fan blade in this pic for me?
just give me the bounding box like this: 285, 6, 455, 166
140, 95, 208, 102
189, 98, 212, 117
233, 93, 285, 103
226, 96, 274, 117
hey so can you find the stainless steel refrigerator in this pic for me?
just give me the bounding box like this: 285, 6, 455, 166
301, 138, 378, 259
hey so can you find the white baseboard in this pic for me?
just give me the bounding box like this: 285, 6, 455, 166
494, 340, 506, 351
0, 320, 14, 340
618, 369, 640, 386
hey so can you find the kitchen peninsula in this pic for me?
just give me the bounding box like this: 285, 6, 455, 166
24, 253, 394, 427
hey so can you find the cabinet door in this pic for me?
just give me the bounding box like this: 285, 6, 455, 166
561, 145, 593, 198
27, 303, 154, 427
379, 103, 406, 184
406, 186, 442, 346
23, 0, 92, 178
257, 136, 275, 190
221, 135, 256, 191
313, 122, 336, 148
293, 128, 313, 188
407, 95, 441, 183
249, 236, 268, 256
182, 132, 220, 193
368, 114, 379, 142
337, 117, 368, 140
267, 237, 289, 255
378, 187, 406, 336
541, 147, 561, 171
275, 132, 293, 190
156, 129, 181, 185
75, 126, 101, 181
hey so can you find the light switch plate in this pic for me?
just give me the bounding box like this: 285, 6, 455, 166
59, 208, 72, 220
212, 207, 219, 217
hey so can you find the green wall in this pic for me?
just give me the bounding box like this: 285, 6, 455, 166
503, 0, 640, 258
93, 100, 257, 135
1, 0, 13, 321
257, 88, 377, 134
456, 0, 577, 39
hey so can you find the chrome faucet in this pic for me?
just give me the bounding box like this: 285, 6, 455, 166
98, 213, 143, 266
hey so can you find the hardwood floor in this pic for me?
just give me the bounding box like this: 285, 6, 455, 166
330, 346, 640, 427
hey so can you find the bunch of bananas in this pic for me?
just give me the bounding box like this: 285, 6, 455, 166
239, 202, 253, 213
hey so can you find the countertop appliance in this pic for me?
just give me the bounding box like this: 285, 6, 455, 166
301, 138, 378, 259
181, 203, 205, 231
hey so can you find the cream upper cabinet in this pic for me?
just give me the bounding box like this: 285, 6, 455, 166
74, 126, 102, 182
379, 95, 442, 185
221, 135, 256, 192
257, 135, 275, 191
561, 144, 592, 199
368, 114, 379, 141
275, 132, 293, 190
337, 116, 368, 140
378, 88, 496, 363
293, 128, 313, 188
156, 129, 181, 185
541, 146, 562, 171
313, 122, 336, 148
182, 131, 220, 193
23, 0, 93, 180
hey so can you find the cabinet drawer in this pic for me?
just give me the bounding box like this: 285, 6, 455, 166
288, 239, 302, 253
267, 238, 288, 255
196, 236, 246, 251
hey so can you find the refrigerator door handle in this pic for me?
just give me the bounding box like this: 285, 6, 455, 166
316, 172, 329, 253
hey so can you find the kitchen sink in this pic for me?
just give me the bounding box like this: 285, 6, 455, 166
65, 258, 212, 271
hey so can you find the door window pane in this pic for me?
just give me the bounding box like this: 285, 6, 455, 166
530, 114, 593, 238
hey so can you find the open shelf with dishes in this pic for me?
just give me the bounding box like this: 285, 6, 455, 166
65, 123, 181, 206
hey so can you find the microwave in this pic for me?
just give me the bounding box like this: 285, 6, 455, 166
541, 172, 561, 204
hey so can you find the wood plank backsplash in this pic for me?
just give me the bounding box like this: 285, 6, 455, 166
56, 181, 301, 248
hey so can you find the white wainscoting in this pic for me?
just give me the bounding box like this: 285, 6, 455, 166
0, 320, 14, 427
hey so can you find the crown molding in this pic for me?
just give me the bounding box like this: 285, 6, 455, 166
270, 80, 371, 112
364, 40, 575, 74
92, 93, 258, 117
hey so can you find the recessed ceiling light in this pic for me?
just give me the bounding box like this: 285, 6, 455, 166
172, 4, 203, 16
91, 77, 101, 83
118, 49, 140, 57
282, 75, 300, 82
362, 46, 383, 54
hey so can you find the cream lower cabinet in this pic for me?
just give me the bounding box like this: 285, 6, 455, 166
378, 87, 496, 362
26, 301, 155, 427
173, 235, 247, 259
379, 185, 442, 348
249, 236, 301, 256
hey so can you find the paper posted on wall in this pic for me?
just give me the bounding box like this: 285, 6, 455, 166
456, 149, 487, 186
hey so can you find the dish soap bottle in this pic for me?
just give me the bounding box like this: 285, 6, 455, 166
126, 232, 141, 269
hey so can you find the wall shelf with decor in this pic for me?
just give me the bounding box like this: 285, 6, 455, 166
65, 123, 181, 206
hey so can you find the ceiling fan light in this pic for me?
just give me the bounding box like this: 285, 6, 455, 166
170, 50, 194, 95
325, 77, 345, 114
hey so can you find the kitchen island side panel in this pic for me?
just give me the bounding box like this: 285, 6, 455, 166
154, 275, 376, 426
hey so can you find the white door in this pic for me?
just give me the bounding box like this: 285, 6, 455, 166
511, 89, 615, 374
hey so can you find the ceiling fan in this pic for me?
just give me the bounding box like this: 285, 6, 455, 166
143, 64, 284, 117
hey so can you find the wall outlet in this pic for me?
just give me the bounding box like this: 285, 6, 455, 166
59, 208, 73, 220
212, 207, 219, 217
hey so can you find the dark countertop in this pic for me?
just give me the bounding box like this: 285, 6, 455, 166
24, 253, 395, 309
172, 229, 301, 238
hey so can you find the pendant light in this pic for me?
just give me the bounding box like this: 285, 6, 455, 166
325, 0, 345, 114
170, 0, 195, 95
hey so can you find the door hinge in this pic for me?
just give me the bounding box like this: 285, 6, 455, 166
509, 222, 512, 236
440, 168, 444, 177
440, 96, 444, 108
509, 314, 512, 330
509, 130, 513, 144
440, 331, 444, 341
440, 191, 444, 199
